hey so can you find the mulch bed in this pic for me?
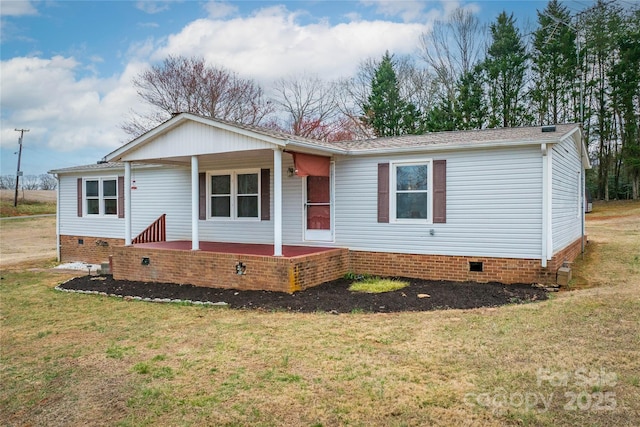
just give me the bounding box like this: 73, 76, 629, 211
58, 275, 548, 313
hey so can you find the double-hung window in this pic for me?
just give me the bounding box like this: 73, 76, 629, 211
391, 161, 431, 222
210, 170, 259, 219
85, 177, 117, 216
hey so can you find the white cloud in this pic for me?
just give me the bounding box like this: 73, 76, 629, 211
360, 0, 430, 23
1, 2, 451, 174
152, 5, 429, 85
135, 1, 174, 14
0, 56, 145, 152
0, 0, 38, 16
203, 1, 237, 19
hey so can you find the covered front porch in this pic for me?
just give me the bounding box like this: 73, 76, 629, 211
111, 240, 349, 293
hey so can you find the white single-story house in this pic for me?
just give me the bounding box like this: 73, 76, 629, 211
50, 113, 590, 292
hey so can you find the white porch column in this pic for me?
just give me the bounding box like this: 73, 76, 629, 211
124, 161, 132, 246
191, 155, 200, 251
273, 149, 283, 256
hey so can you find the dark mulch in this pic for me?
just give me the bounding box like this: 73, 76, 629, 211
58, 275, 548, 313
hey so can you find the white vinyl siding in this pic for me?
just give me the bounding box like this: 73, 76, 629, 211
331, 146, 544, 259
122, 121, 278, 161
59, 167, 192, 240
198, 154, 274, 243
552, 135, 583, 253
60, 174, 123, 238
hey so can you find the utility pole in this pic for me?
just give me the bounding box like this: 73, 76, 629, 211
14, 129, 29, 207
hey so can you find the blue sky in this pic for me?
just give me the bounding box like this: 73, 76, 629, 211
1, 0, 594, 177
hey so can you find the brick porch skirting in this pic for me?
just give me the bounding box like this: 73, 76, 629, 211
111, 245, 349, 293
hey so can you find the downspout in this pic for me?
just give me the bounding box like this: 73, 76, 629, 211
541, 143, 551, 268
580, 129, 585, 257
55, 173, 60, 262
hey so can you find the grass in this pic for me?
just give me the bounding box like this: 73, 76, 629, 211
0, 198, 56, 217
1, 200, 639, 426
348, 277, 409, 293
0, 190, 56, 217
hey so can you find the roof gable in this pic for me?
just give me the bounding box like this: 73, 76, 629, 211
105, 113, 290, 162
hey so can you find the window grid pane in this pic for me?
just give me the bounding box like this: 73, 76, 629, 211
103, 180, 117, 197
396, 192, 428, 219
237, 195, 258, 218
396, 165, 428, 191
86, 180, 98, 197
211, 175, 231, 195
211, 196, 231, 217
104, 199, 117, 215
237, 173, 258, 195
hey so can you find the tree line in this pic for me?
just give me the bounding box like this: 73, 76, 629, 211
123, 0, 639, 200
0, 174, 57, 191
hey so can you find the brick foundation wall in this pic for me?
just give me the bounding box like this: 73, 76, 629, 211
111, 246, 349, 293
68, 233, 586, 290
547, 237, 587, 280
349, 236, 586, 285
349, 251, 545, 284
60, 235, 124, 265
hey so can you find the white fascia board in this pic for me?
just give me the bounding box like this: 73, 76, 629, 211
285, 139, 347, 155
560, 126, 591, 170
345, 138, 561, 156
49, 163, 161, 175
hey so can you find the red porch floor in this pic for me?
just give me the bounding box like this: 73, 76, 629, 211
133, 240, 337, 258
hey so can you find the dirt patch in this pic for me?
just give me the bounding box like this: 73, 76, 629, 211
0, 217, 57, 267
59, 275, 547, 313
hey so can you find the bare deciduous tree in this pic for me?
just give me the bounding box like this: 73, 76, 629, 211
271, 73, 347, 140
122, 56, 274, 137
39, 174, 58, 190
0, 175, 16, 190
21, 175, 40, 190
419, 7, 484, 102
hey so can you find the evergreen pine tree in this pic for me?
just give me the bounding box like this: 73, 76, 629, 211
483, 12, 529, 128
531, 0, 578, 125
361, 52, 422, 136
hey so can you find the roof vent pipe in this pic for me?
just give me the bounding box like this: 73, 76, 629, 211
541, 125, 556, 133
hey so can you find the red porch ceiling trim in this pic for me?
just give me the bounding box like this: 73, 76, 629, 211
290, 152, 330, 177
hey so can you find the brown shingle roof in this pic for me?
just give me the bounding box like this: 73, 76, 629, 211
331, 124, 580, 152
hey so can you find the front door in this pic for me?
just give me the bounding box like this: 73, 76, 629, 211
304, 173, 333, 241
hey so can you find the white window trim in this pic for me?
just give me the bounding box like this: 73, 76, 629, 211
83, 176, 118, 217
207, 168, 261, 221
390, 159, 433, 224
